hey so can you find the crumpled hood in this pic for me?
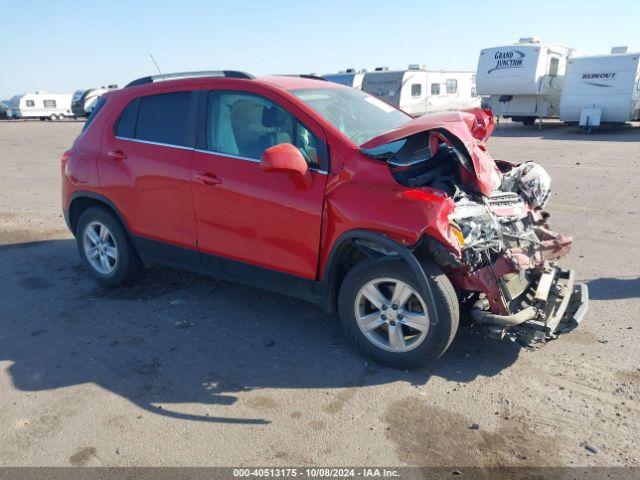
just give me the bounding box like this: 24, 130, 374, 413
360, 108, 502, 196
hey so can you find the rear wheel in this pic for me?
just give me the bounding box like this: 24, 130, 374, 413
338, 259, 459, 369
76, 206, 142, 286
48, 114, 57, 121
522, 116, 536, 126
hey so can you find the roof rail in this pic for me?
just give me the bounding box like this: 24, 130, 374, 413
279, 74, 328, 81
298, 74, 328, 81
125, 70, 254, 88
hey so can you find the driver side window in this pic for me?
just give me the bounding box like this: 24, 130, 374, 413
206, 91, 319, 167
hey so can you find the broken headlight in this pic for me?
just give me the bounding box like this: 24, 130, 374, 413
449, 199, 503, 250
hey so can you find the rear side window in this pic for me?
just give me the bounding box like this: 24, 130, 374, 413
135, 92, 192, 146
446, 79, 457, 94
82, 97, 106, 132
431, 84, 440, 95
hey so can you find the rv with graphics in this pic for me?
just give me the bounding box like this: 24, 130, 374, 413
476, 37, 581, 125
345, 65, 479, 117
5, 91, 73, 120
71, 86, 118, 117
559, 48, 640, 129
323, 69, 365, 89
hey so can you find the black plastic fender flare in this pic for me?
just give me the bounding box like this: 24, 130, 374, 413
322, 230, 437, 320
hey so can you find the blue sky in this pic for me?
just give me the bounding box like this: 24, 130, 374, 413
1, 0, 638, 99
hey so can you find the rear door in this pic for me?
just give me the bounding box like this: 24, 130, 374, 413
191, 89, 328, 280
100, 91, 199, 256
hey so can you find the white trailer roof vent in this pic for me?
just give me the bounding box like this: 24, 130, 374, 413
345, 68, 356, 73
611, 46, 629, 54
518, 37, 541, 44
408, 64, 427, 70
374, 66, 389, 71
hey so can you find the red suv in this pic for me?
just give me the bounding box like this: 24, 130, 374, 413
61, 71, 588, 368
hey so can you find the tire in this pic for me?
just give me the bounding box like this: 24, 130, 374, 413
338, 258, 459, 369
522, 117, 536, 126
75, 206, 142, 286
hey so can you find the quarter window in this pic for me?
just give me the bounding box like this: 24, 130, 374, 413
205, 91, 320, 166
26, 100, 35, 107
431, 84, 441, 95
446, 79, 457, 94
43, 99, 57, 108
411, 84, 422, 96
114, 98, 139, 138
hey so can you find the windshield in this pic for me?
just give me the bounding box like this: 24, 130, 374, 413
291, 88, 410, 146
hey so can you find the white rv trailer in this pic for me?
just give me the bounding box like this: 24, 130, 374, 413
355, 65, 479, 116
559, 48, 640, 129
6, 91, 73, 120
322, 68, 365, 89
71, 85, 117, 117
476, 37, 581, 125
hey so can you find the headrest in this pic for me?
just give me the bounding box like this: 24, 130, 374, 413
261, 106, 289, 127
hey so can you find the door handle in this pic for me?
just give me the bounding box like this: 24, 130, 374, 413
108, 149, 127, 161
194, 172, 221, 186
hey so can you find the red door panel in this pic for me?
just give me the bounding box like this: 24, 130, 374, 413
192, 152, 327, 279
99, 137, 197, 249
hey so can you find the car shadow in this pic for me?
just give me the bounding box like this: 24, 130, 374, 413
586, 276, 640, 300
491, 120, 640, 142
0, 239, 522, 425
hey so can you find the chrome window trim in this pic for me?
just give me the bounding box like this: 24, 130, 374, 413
114, 137, 328, 174
194, 148, 328, 175
115, 136, 194, 151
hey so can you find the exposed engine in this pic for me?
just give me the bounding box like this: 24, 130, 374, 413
449, 162, 548, 270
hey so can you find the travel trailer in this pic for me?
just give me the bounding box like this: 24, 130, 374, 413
476, 37, 581, 125
356, 65, 479, 116
5, 91, 73, 120
559, 48, 640, 130
322, 68, 365, 89
71, 85, 118, 117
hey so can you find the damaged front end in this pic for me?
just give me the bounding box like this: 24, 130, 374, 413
361, 109, 589, 346
448, 177, 588, 346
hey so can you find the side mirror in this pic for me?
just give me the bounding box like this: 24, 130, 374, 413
260, 143, 308, 176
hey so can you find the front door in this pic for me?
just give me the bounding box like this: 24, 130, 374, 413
191, 90, 328, 280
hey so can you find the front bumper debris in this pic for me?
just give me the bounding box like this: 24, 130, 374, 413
478, 268, 589, 346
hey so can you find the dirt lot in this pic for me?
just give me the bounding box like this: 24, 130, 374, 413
0, 120, 639, 467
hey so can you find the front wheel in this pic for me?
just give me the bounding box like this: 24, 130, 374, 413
338, 259, 459, 369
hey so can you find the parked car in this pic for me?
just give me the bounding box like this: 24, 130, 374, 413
61, 70, 588, 368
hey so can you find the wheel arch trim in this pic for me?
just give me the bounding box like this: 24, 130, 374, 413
321, 230, 437, 314
67, 191, 132, 239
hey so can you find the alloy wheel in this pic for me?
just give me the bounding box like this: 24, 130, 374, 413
82, 221, 118, 275
354, 277, 430, 353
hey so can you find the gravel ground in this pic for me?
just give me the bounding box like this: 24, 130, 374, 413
0, 119, 638, 467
